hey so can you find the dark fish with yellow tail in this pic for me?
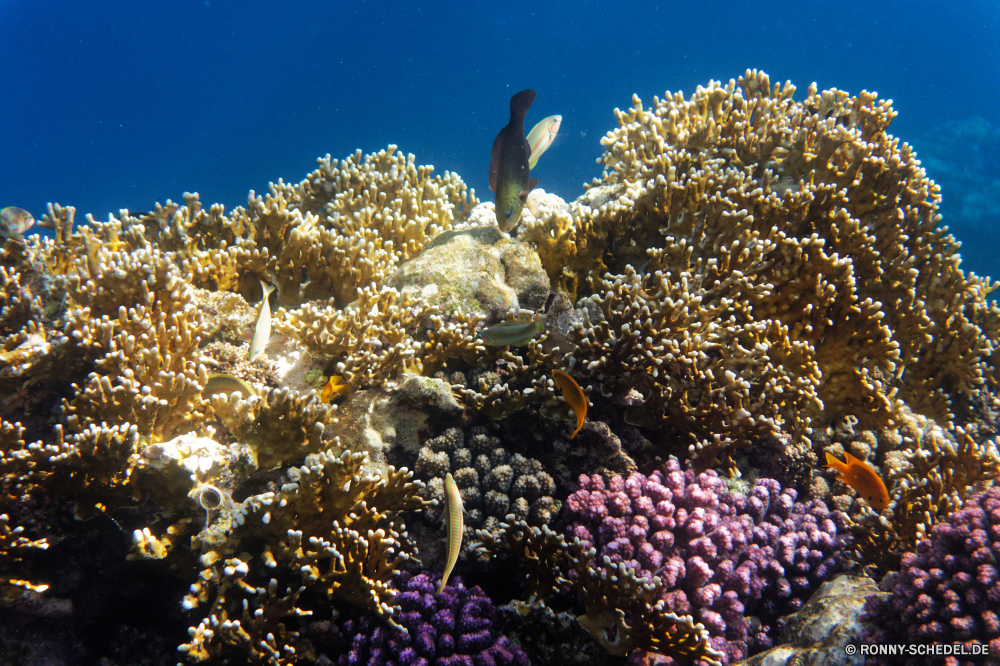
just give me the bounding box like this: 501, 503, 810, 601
490, 89, 538, 233
478, 313, 546, 346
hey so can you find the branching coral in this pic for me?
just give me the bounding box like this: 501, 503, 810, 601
477, 518, 724, 665
181, 449, 430, 663
846, 417, 1000, 569
520, 70, 1000, 465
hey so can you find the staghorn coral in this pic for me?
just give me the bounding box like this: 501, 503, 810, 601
0, 512, 48, 594
520, 70, 1000, 465
181, 449, 429, 663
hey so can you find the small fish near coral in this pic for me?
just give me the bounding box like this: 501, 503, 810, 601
201, 374, 257, 399
321, 375, 350, 402
248, 281, 276, 361
477, 312, 546, 346
825, 451, 889, 511
438, 472, 463, 594
0, 207, 35, 243
526, 114, 561, 170
552, 369, 586, 438
490, 89, 539, 233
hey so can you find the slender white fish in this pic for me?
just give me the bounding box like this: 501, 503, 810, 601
248, 281, 275, 361
438, 472, 463, 594
526, 115, 561, 170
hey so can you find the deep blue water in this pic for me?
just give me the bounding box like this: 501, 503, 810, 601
2, 0, 998, 281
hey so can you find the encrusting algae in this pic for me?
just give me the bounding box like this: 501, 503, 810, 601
0, 71, 998, 666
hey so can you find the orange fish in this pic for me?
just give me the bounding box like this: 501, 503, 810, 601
825, 451, 889, 511
552, 369, 586, 439
321, 375, 350, 402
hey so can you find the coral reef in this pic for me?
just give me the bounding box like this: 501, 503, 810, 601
735, 575, 881, 666
862, 486, 1000, 665
413, 425, 559, 563
0, 70, 998, 666
522, 70, 1000, 465
564, 459, 847, 662
338, 572, 530, 666
388, 223, 550, 322
476, 517, 724, 665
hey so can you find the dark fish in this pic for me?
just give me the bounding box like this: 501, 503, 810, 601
203, 374, 257, 399
490, 89, 538, 233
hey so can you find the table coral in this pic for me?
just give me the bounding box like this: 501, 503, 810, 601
338, 572, 530, 666
564, 459, 847, 662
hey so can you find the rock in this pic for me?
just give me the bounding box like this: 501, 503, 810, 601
736, 575, 887, 666
388, 221, 549, 323
333, 373, 464, 466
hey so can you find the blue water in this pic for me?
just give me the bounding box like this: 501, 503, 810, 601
2, 0, 998, 280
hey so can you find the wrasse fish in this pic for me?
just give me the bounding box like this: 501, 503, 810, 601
0, 207, 35, 243
478, 313, 546, 346
202, 374, 257, 399
321, 375, 350, 402
552, 369, 586, 439
526, 115, 561, 170
438, 472, 463, 594
490, 89, 538, 233
248, 281, 276, 361
825, 451, 889, 511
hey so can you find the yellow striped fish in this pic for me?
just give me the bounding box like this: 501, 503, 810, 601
438, 472, 463, 594
478, 313, 546, 346
526, 115, 561, 170
202, 374, 257, 399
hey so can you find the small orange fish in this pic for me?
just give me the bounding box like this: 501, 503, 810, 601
825, 451, 889, 511
552, 369, 586, 439
321, 375, 350, 402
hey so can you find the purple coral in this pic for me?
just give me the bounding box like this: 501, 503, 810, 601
338, 572, 530, 666
565, 459, 846, 663
863, 487, 1000, 666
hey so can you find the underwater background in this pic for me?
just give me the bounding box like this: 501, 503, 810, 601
2, 2, 1000, 666
2, 0, 998, 283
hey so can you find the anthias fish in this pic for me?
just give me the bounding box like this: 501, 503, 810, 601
490, 89, 539, 233
478, 313, 546, 346
438, 472, 463, 594
321, 375, 350, 402
202, 374, 257, 399
0, 207, 35, 243
825, 451, 889, 511
552, 369, 586, 439
526, 115, 561, 170
248, 281, 276, 361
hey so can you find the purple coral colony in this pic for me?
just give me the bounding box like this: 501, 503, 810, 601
1, 70, 999, 666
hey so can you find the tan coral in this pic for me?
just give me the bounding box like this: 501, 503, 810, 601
550, 70, 1000, 465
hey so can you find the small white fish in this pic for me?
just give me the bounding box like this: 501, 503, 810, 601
438, 472, 463, 594
248, 281, 275, 361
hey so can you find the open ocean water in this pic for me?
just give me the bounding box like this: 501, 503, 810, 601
1, 0, 997, 282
